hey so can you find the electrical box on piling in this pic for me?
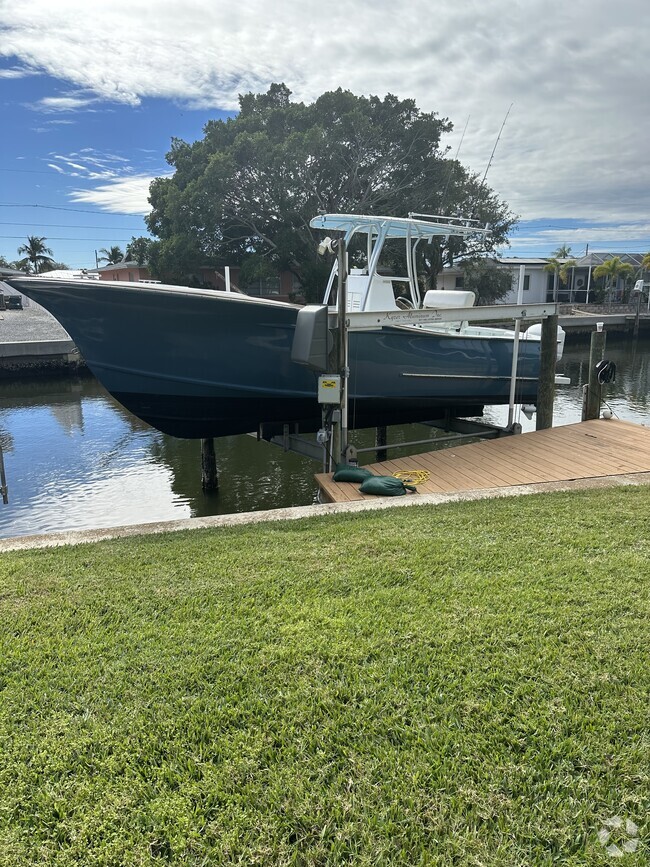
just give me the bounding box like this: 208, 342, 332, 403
317, 375, 341, 404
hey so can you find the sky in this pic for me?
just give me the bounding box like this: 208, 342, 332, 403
1, 0, 649, 269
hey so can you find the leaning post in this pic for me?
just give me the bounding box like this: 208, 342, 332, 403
536, 314, 558, 430
582, 323, 606, 421
201, 437, 219, 491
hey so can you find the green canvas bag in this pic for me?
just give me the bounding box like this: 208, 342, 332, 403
358, 475, 417, 497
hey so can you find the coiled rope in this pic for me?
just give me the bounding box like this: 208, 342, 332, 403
392, 469, 431, 485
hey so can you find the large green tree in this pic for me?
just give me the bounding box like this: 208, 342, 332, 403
147, 84, 516, 298
16, 236, 55, 274
125, 237, 156, 266
459, 258, 515, 305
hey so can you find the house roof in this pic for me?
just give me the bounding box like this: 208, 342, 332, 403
574, 252, 645, 268
495, 258, 551, 266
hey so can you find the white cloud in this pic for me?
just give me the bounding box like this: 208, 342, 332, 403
2, 0, 649, 225
68, 175, 163, 214
45, 148, 140, 182
509, 222, 650, 255
0, 65, 39, 78
31, 94, 100, 112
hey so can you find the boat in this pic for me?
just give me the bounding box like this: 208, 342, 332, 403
3, 214, 560, 440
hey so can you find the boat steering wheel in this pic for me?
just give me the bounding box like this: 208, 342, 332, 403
396, 296, 415, 310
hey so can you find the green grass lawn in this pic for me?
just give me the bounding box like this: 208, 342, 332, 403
0, 487, 649, 866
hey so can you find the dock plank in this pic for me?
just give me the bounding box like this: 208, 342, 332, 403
315, 419, 650, 502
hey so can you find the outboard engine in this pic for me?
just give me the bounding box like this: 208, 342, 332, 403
525, 323, 566, 361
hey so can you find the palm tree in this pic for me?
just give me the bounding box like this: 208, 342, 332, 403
98, 246, 124, 265
16, 236, 55, 274
593, 257, 634, 305
544, 256, 577, 302
553, 244, 573, 258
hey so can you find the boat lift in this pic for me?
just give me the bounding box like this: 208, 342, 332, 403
280, 249, 559, 470
266, 215, 561, 469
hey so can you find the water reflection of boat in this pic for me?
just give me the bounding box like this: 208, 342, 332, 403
5, 214, 558, 439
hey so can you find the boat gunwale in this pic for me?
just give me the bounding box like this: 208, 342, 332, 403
3, 276, 303, 310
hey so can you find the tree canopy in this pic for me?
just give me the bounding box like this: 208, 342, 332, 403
125, 237, 155, 266
459, 258, 515, 305
146, 84, 516, 299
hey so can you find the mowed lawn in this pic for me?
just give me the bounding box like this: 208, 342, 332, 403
0, 487, 648, 866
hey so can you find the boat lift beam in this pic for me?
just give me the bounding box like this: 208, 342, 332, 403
343, 301, 558, 332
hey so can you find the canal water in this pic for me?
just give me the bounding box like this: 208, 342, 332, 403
0, 336, 648, 539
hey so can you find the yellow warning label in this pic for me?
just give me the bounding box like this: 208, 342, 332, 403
321, 380, 337, 388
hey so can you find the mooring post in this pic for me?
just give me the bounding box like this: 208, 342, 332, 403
633, 289, 641, 339
201, 437, 218, 491
375, 426, 388, 462
536, 313, 558, 431
582, 323, 606, 421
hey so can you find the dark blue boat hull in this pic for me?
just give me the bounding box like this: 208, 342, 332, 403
6, 278, 540, 439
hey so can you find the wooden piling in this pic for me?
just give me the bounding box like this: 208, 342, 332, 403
582, 326, 606, 421
536, 314, 558, 431
201, 438, 218, 491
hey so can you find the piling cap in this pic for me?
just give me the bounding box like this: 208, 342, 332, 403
596, 322, 604, 332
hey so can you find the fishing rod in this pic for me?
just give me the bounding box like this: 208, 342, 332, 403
441, 114, 470, 208
481, 102, 513, 186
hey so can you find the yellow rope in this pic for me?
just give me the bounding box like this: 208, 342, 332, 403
392, 469, 430, 485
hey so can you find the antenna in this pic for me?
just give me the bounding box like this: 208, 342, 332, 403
481, 103, 513, 186
441, 115, 470, 208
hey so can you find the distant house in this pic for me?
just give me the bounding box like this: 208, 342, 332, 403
439, 251, 647, 305
97, 261, 154, 283
438, 258, 551, 304
42, 268, 100, 281
198, 266, 301, 303
570, 252, 646, 303
95, 261, 301, 301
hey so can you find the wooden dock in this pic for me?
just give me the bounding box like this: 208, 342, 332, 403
316, 419, 650, 503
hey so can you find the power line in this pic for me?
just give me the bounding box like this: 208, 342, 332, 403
0, 167, 69, 176
0, 203, 146, 216
0, 222, 145, 230
1, 223, 144, 233
0, 235, 135, 241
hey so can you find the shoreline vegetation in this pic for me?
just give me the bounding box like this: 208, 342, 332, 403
1, 487, 648, 864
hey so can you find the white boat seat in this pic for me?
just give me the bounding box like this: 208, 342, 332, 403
422, 289, 475, 308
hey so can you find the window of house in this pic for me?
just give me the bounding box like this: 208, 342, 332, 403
455, 275, 464, 289
128, 272, 134, 282
524, 275, 530, 291
248, 275, 281, 296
